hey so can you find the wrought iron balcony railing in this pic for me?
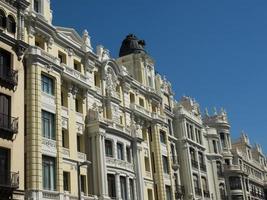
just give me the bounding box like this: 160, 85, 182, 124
0, 171, 19, 189
194, 187, 202, 196
203, 190, 210, 198
0, 113, 18, 133
0, 69, 18, 90
191, 159, 198, 169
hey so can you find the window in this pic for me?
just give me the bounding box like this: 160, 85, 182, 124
126, 146, 131, 163
148, 189, 153, 200
0, 49, 11, 80
7, 15, 15, 34
139, 98, 144, 107
74, 60, 81, 72
75, 98, 83, 113
193, 174, 199, 188
220, 132, 226, 148
0, 93, 10, 129
0, 148, 10, 185
105, 140, 113, 157
130, 179, 134, 200
120, 176, 127, 200
130, 93, 135, 104
165, 185, 172, 200
168, 119, 172, 135
77, 135, 82, 152
117, 143, 124, 160
145, 156, 150, 172
63, 171, 70, 191
162, 156, 169, 174
62, 130, 69, 148
0, 10, 6, 28
34, 0, 40, 13
201, 177, 208, 191
213, 140, 218, 153
61, 91, 68, 107
41, 74, 54, 95
58, 51, 66, 64
81, 175, 86, 193
142, 129, 147, 141
42, 156, 56, 190
42, 110, 55, 140
107, 174, 116, 198
160, 131, 166, 144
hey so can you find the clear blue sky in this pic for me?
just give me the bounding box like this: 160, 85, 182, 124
51, 1, 267, 152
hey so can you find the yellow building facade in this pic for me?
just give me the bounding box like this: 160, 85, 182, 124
21, 1, 179, 200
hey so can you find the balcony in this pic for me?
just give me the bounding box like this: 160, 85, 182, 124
106, 157, 134, 171
175, 185, 185, 198
0, 69, 18, 90
194, 187, 202, 196
229, 182, 242, 190
0, 113, 18, 140
199, 163, 207, 172
130, 103, 151, 119
191, 159, 198, 169
0, 171, 19, 189
77, 152, 87, 162
42, 137, 57, 157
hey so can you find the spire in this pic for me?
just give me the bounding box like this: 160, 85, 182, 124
82, 29, 92, 52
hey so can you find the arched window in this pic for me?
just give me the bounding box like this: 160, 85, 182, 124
0, 10, 6, 28
7, 15, 15, 33
201, 176, 208, 191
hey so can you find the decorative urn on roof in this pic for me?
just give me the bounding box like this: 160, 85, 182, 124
119, 34, 146, 57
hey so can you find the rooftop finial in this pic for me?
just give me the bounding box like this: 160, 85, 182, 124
82, 29, 92, 52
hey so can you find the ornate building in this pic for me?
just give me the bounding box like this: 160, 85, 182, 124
0, 0, 29, 199
21, 1, 179, 200
1, 1, 267, 200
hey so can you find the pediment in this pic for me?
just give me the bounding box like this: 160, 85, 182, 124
55, 26, 83, 44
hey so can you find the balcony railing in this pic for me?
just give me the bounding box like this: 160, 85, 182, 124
229, 182, 242, 190
194, 187, 202, 196
191, 159, 198, 169
175, 185, 185, 198
0, 171, 19, 189
199, 163, 207, 172
250, 191, 265, 199
0, 113, 18, 140
0, 69, 18, 90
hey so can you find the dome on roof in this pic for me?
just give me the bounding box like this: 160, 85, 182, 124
119, 34, 146, 57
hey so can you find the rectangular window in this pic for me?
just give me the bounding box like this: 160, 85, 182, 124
139, 98, 144, 107
62, 130, 69, 148
130, 179, 135, 200
105, 140, 113, 157
0, 148, 10, 185
42, 156, 56, 191
162, 156, 169, 174
81, 175, 86, 193
168, 119, 172, 135
107, 174, 116, 198
126, 146, 131, 163
63, 171, 70, 191
120, 176, 127, 200
117, 143, 124, 160
165, 185, 172, 200
0, 49, 11, 80
213, 140, 218, 154
34, 0, 40, 13
0, 93, 11, 129
145, 157, 150, 172
41, 74, 54, 95
160, 131, 166, 144
77, 135, 81, 152
42, 110, 55, 140
58, 51, 66, 64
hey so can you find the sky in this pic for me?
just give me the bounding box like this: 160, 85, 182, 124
51, 0, 267, 153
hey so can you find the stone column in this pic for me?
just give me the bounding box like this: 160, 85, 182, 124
134, 143, 144, 200
126, 175, 130, 200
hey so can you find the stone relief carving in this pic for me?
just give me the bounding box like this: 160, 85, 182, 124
105, 67, 118, 97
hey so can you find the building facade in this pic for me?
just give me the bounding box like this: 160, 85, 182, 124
1, 1, 267, 200
0, 0, 29, 199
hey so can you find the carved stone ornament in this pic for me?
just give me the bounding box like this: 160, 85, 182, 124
105, 67, 118, 96
45, 63, 53, 73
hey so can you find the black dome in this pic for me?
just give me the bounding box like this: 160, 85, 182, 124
119, 34, 146, 57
